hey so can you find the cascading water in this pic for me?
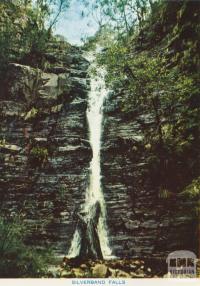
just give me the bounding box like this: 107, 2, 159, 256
68, 51, 112, 259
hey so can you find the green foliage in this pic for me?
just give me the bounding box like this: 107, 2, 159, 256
0, 139, 6, 147
96, 0, 200, 194
0, 0, 71, 71
58, 184, 67, 200
29, 146, 49, 167
96, 41, 129, 88
81, 0, 154, 36
181, 178, 200, 200
83, 25, 116, 50
24, 107, 39, 121
180, 178, 200, 217
100, 44, 197, 137
0, 2, 26, 69
158, 188, 172, 199
0, 215, 52, 278
137, 0, 200, 71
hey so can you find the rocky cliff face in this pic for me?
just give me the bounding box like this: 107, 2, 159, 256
101, 90, 196, 258
0, 42, 91, 256
0, 38, 197, 260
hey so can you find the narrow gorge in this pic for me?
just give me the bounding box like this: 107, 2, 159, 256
0, 42, 196, 260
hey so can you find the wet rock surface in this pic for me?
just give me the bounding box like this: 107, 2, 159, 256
0, 39, 197, 261
101, 91, 196, 258
0, 41, 91, 255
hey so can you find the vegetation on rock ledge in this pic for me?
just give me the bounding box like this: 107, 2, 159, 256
0, 215, 52, 278
84, 0, 200, 257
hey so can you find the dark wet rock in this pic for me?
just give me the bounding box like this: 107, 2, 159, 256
101, 89, 196, 258
2, 63, 42, 102
69, 77, 89, 98
115, 269, 131, 278
125, 220, 140, 230
0, 101, 24, 117
0, 41, 91, 256
55, 258, 167, 278
46, 67, 88, 79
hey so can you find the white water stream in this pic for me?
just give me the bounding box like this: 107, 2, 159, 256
67, 52, 112, 259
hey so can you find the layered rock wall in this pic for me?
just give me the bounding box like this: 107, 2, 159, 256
101, 91, 196, 258
0, 43, 91, 255
0, 41, 197, 259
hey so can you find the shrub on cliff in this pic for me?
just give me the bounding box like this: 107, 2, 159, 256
0, 215, 52, 278
29, 146, 49, 168
0, 0, 71, 71
96, 0, 200, 193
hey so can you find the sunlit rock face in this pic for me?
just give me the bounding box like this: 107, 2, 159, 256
0, 42, 92, 255
101, 90, 196, 258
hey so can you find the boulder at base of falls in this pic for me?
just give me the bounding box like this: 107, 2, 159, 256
115, 270, 132, 278
60, 270, 75, 278
92, 264, 109, 278
55, 258, 167, 278
72, 268, 85, 278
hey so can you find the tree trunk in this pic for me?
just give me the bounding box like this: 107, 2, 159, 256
72, 202, 103, 262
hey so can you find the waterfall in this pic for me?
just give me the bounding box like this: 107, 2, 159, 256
67, 51, 112, 259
